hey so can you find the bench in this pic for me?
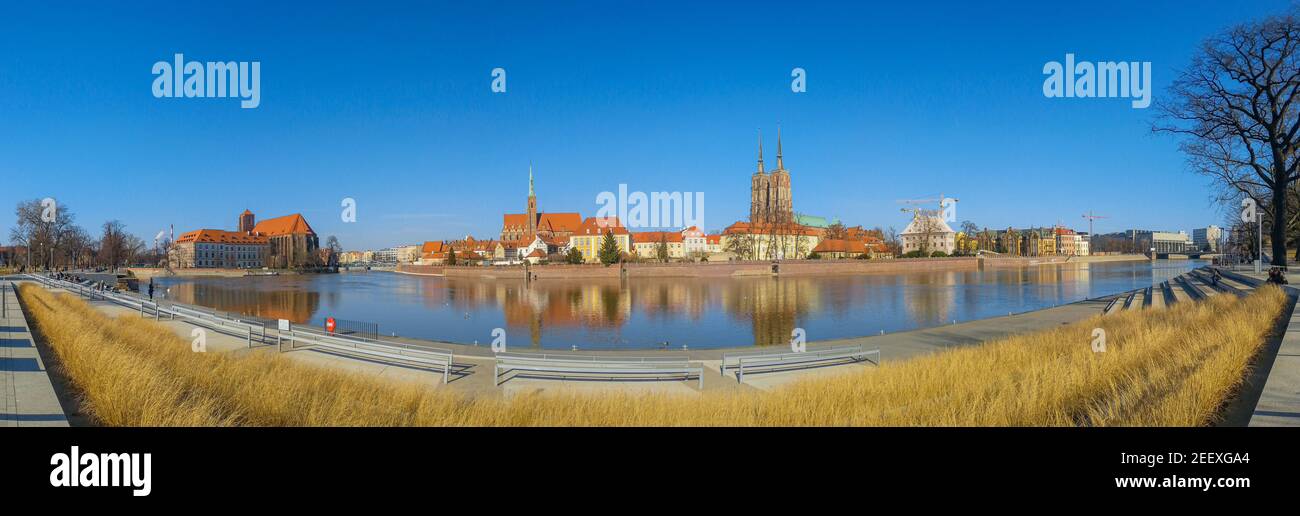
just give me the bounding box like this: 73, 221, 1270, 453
285, 330, 454, 383
721, 345, 879, 383
493, 352, 703, 388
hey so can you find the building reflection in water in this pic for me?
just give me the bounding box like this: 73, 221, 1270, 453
161, 279, 321, 323
156, 260, 1202, 349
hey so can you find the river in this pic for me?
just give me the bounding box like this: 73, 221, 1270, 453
151, 259, 1203, 350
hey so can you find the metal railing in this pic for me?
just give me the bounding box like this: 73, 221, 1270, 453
329, 318, 379, 340
493, 353, 703, 388
721, 345, 879, 383
281, 328, 453, 383
27, 273, 268, 348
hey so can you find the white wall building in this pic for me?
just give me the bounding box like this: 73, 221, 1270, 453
900, 213, 956, 255
1193, 225, 1222, 252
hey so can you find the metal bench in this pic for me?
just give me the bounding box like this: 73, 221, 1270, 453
721, 345, 879, 383
284, 330, 454, 383
493, 352, 703, 388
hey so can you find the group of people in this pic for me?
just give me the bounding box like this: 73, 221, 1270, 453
48, 271, 158, 299
1267, 267, 1290, 285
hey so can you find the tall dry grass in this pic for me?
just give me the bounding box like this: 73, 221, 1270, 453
19, 282, 1287, 426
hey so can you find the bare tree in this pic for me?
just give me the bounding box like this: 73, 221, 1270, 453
98, 220, 130, 271
882, 226, 901, 256
10, 199, 78, 270
1156, 8, 1300, 265
723, 232, 755, 260
824, 221, 848, 240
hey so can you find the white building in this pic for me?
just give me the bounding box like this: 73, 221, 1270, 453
1152, 231, 1194, 254
900, 213, 956, 256
681, 226, 708, 257
1193, 225, 1222, 252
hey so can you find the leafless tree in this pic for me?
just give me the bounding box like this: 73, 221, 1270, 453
10, 199, 79, 270
824, 221, 848, 240
1156, 8, 1300, 265
98, 220, 131, 271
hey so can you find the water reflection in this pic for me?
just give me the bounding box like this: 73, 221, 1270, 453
154, 260, 1203, 350
162, 279, 321, 322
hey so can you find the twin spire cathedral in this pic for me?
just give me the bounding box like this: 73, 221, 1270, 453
750, 127, 794, 225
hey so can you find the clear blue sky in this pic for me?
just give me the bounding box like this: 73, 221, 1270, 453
0, 1, 1289, 250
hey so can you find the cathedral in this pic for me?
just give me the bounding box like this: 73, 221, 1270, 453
750, 127, 793, 225
500, 165, 583, 243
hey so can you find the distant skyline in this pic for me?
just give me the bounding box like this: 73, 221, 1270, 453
0, 1, 1289, 250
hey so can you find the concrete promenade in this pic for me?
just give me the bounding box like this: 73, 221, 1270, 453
0, 279, 67, 427
1227, 269, 1300, 427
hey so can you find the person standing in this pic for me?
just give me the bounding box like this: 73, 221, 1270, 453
148, 278, 155, 300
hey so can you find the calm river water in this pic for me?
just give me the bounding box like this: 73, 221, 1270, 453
152, 260, 1202, 350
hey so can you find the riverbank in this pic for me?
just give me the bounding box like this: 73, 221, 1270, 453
125, 267, 333, 280
394, 254, 1152, 279
18, 280, 1285, 426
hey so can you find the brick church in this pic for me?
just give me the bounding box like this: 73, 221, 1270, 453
750, 127, 793, 224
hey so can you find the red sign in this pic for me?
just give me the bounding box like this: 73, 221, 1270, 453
325, 317, 336, 333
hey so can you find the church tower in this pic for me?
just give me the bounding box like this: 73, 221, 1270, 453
769, 126, 793, 223
526, 164, 537, 238
238, 209, 255, 234
750, 131, 770, 224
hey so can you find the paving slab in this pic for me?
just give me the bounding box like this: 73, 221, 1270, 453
0, 280, 68, 427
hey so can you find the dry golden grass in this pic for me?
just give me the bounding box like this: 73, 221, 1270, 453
19, 282, 1288, 426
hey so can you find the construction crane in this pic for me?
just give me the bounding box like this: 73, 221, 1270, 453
1081, 210, 1109, 238
897, 194, 958, 219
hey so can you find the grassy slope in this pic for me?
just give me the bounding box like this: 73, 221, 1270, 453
19, 283, 1287, 426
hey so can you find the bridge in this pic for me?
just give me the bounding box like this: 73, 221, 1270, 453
338, 263, 392, 271
1152, 252, 1222, 260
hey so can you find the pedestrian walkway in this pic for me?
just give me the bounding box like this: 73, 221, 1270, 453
1226, 268, 1300, 427
0, 280, 68, 427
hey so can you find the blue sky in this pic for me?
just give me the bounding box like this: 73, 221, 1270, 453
0, 1, 1290, 250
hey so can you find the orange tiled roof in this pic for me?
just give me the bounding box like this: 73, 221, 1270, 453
421, 241, 447, 254
251, 213, 315, 236
706, 235, 722, 244
576, 217, 629, 236
502, 212, 583, 232
538, 213, 582, 233
176, 229, 268, 245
